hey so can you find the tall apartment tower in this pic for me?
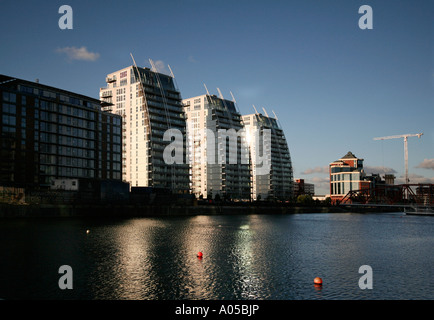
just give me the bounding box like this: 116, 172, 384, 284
242, 113, 294, 201
100, 65, 189, 193
182, 94, 251, 200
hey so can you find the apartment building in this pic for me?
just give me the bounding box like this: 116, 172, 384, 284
242, 113, 294, 200
100, 65, 189, 193
183, 94, 251, 200
0, 74, 122, 190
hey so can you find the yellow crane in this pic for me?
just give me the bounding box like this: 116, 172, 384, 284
373, 133, 423, 184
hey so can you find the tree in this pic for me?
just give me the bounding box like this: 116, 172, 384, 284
296, 194, 313, 206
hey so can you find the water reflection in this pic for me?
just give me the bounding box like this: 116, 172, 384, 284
0, 213, 433, 300
232, 216, 261, 299
178, 215, 219, 299
111, 219, 158, 299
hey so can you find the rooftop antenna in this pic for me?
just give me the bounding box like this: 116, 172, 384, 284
216, 87, 236, 131
167, 64, 180, 91
262, 107, 270, 118
204, 83, 211, 96
168, 64, 175, 78
217, 87, 224, 100
130, 52, 138, 67
272, 109, 283, 128
230, 91, 241, 113
230, 91, 236, 103
252, 105, 259, 114
149, 58, 157, 73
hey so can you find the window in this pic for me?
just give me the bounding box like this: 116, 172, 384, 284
20, 86, 34, 95
2, 92, 16, 103
2, 114, 16, 126
3, 103, 16, 114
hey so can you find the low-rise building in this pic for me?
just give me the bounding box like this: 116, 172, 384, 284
294, 179, 314, 196
329, 151, 369, 204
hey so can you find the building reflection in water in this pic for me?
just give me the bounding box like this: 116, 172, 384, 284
94, 219, 164, 299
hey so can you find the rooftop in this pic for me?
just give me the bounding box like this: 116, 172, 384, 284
340, 151, 358, 159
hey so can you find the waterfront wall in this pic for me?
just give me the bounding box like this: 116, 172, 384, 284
0, 203, 348, 218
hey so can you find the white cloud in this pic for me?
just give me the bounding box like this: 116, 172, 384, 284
416, 158, 434, 170
56, 46, 100, 61
308, 176, 330, 195
153, 60, 169, 75
301, 166, 328, 175
395, 174, 434, 184
363, 166, 397, 174
310, 176, 330, 185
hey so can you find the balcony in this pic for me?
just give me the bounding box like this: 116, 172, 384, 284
101, 101, 114, 108
106, 76, 117, 83
101, 91, 113, 98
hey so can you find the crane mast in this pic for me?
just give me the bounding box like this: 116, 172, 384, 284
373, 133, 423, 184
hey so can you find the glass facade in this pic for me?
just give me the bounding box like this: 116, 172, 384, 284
329, 152, 365, 198
330, 171, 361, 195
0, 74, 122, 189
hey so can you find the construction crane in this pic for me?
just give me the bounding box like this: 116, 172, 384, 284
373, 133, 423, 184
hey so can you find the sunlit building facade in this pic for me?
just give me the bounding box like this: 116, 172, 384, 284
242, 113, 293, 201
329, 151, 369, 204
100, 65, 189, 193
183, 94, 251, 200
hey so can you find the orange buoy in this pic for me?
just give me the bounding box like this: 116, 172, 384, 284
197, 251, 203, 258
314, 277, 323, 285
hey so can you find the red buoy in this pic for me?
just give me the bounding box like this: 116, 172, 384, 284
314, 277, 323, 285
197, 251, 203, 258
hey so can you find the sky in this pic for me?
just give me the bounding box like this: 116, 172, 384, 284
0, 0, 433, 194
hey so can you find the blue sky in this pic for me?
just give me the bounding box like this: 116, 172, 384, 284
1, 0, 433, 194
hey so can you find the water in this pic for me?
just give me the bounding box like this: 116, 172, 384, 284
0, 212, 433, 300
